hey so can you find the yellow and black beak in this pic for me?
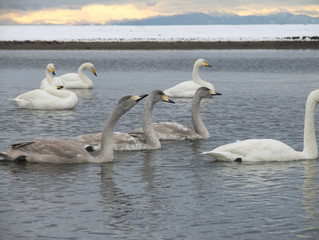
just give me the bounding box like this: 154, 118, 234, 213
130, 94, 148, 102
162, 94, 175, 104
51, 68, 56, 75
57, 85, 64, 90
209, 89, 221, 96
204, 61, 212, 68
92, 68, 97, 76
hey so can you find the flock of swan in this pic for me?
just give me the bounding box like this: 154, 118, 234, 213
1, 58, 318, 163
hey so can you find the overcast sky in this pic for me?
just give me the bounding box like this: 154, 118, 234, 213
0, 0, 318, 25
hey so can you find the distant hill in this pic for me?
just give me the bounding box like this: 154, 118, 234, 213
115, 12, 319, 25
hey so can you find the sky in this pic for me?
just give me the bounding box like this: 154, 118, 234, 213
0, 0, 318, 25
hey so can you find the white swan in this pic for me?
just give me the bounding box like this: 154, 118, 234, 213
0, 94, 147, 163
202, 89, 319, 162
72, 90, 175, 151
38, 63, 56, 89
130, 87, 221, 141
13, 78, 78, 110
164, 58, 214, 98
40, 62, 97, 89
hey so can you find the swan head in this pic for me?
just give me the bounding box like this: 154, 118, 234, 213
84, 63, 97, 76
149, 90, 175, 104
196, 87, 222, 98
118, 94, 148, 111
308, 89, 319, 104
47, 63, 56, 76
195, 59, 212, 68
50, 78, 64, 90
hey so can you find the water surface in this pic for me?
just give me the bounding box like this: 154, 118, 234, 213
0, 49, 319, 239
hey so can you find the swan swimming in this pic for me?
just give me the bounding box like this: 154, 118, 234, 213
13, 78, 78, 110
202, 89, 319, 162
130, 87, 221, 141
72, 90, 175, 151
0, 94, 147, 163
40, 62, 97, 89
39, 63, 57, 89
164, 58, 215, 98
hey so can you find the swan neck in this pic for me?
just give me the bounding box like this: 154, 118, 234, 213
192, 95, 210, 139
78, 64, 93, 87
46, 69, 53, 84
143, 99, 161, 149
303, 92, 318, 159
192, 62, 202, 83
97, 106, 124, 162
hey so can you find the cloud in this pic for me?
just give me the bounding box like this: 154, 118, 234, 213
0, 3, 163, 25
0, 1, 318, 25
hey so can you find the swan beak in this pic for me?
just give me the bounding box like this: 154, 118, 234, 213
204, 61, 212, 67
131, 94, 148, 102
209, 90, 222, 96
51, 68, 56, 75
92, 69, 97, 76
162, 94, 175, 104
57, 85, 64, 90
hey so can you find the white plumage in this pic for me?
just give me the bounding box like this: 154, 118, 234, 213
202, 89, 319, 162
40, 62, 97, 89
13, 78, 78, 110
164, 58, 214, 98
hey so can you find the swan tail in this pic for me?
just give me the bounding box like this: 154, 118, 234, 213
0, 150, 26, 161
12, 98, 31, 108
202, 150, 240, 161
0, 151, 9, 160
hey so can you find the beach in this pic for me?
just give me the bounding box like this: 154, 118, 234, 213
1, 40, 318, 49
0, 24, 318, 49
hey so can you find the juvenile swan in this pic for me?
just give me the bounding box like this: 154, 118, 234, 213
40, 62, 97, 89
202, 89, 319, 162
164, 58, 214, 98
130, 87, 221, 140
13, 78, 78, 110
72, 90, 175, 151
0, 94, 147, 163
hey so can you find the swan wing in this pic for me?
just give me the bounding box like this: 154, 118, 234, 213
13, 89, 77, 110
13, 89, 54, 109
71, 131, 146, 151
59, 73, 80, 82
71, 132, 102, 151
60, 73, 93, 88
153, 122, 199, 140
113, 132, 145, 151
164, 81, 202, 98
203, 139, 305, 162
0, 139, 91, 163
129, 122, 199, 141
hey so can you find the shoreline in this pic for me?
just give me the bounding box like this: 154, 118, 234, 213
0, 40, 318, 50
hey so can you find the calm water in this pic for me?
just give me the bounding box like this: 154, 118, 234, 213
0, 49, 319, 239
